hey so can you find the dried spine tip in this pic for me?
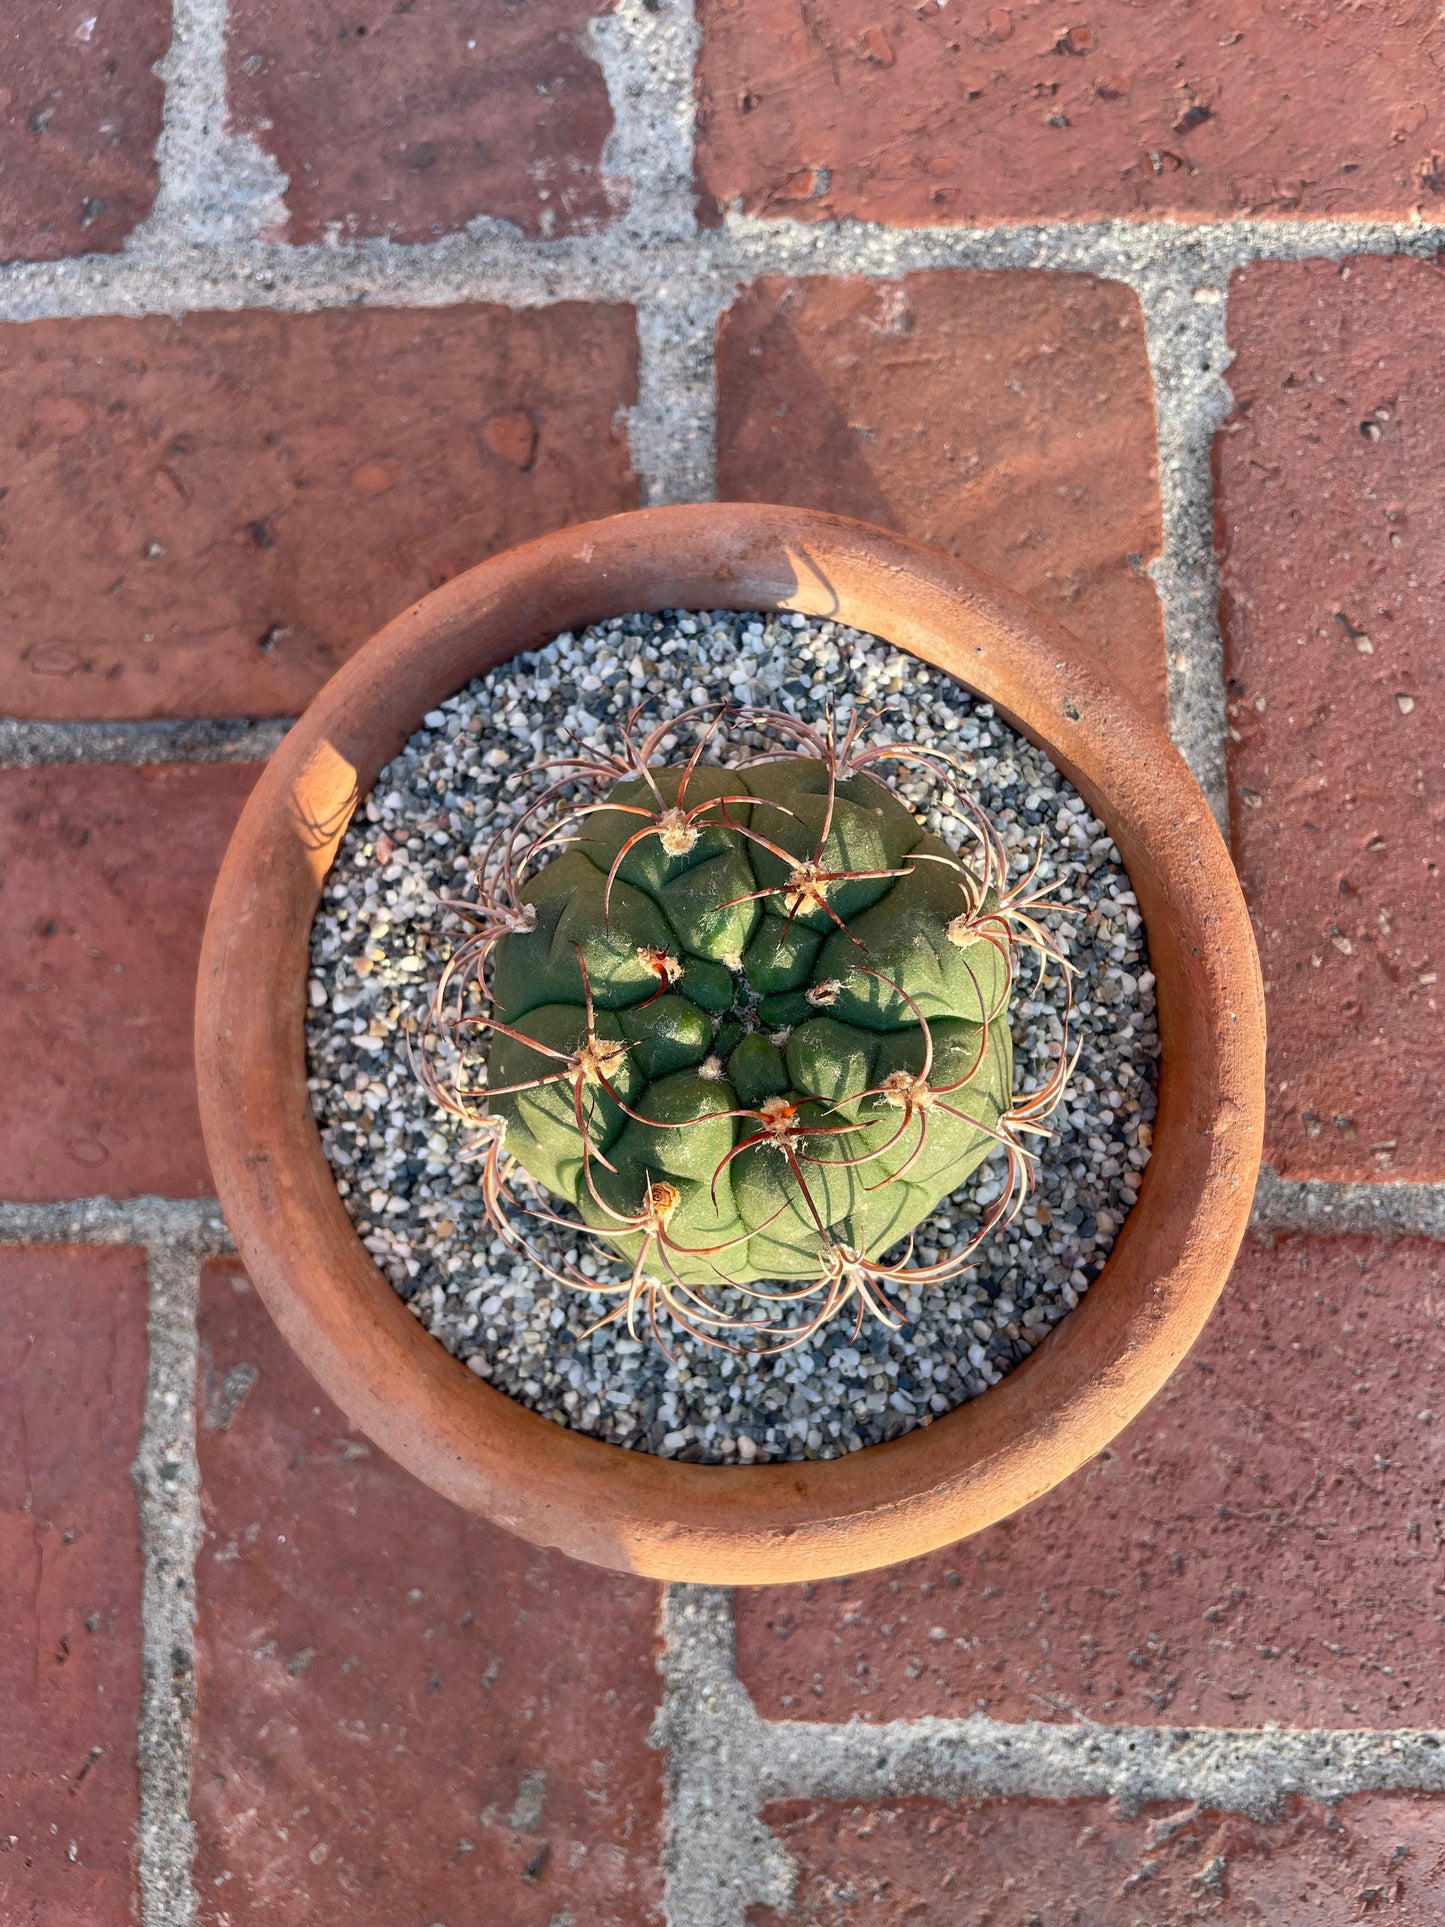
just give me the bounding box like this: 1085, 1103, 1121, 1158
412, 696, 1075, 1351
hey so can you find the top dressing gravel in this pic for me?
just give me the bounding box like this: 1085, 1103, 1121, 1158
306, 612, 1159, 1464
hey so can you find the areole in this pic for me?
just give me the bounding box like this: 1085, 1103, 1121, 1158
195, 504, 1266, 1585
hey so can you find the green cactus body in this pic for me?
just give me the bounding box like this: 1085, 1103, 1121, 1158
486, 757, 1012, 1287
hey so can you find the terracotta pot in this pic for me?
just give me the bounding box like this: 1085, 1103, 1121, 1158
196, 504, 1264, 1585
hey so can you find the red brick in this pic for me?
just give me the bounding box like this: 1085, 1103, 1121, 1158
716, 273, 1166, 721
0, 765, 259, 1200
737, 1236, 1445, 1727
192, 1260, 664, 1927
228, 0, 617, 244
0, 305, 639, 720
751, 1792, 1445, 1926
0, 2, 166, 262
1219, 259, 1445, 1183
0, 1246, 148, 1927
696, 0, 1445, 226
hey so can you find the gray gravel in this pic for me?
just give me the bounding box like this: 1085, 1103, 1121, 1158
305, 610, 1158, 1464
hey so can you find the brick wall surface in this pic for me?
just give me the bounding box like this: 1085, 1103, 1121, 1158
1, 765, 259, 1199
3, 3, 1444, 1924
1219, 256, 1445, 1183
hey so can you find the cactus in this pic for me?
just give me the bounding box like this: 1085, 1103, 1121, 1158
415, 704, 1076, 1350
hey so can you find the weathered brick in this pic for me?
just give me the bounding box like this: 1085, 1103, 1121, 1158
228, 0, 617, 243
0, 1246, 147, 1927
1220, 258, 1445, 1183
696, 0, 1445, 225
752, 1792, 1445, 1926
737, 1237, 1445, 1728
192, 1260, 665, 1927
0, 765, 259, 1200
716, 273, 1166, 721
0, 304, 639, 720
0, 1, 166, 262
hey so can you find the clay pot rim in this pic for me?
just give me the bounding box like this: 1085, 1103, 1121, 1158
196, 504, 1265, 1585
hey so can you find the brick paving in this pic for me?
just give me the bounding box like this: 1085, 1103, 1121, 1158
716, 270, 1166, 720
192, 1260, 664, 1927
694, 0, 1445, 225
228, 0, 619, 244
735, 1236, 1445, 1729
1219, 257, 1445, 1184
0, 0, 168, 262
0, 1246, 149, 1927
752, 1792, 1445, 1925
0, 765, 259, 1200
0, 305, 638, 719
3, 4, 1445, 1925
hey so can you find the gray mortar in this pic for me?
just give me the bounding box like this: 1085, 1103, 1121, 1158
589, 0, 701, 246
653, 1589, 797, 1926
631, 298, 727, 507
0, 1196, 231, 1249
762, 1713, 1445, 1817
0, 717, 293, 768
593, 0, 723, 506
132, 1241, 205, 1927
1252, 1167, 1445, 1242
146, 0, 290, 248
1137, 280, 1234, 830
4, 209, 1438, 326
5, 1, 1445, 1921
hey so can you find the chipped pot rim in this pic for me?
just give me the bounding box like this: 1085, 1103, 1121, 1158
196, 504, 1265, 1584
